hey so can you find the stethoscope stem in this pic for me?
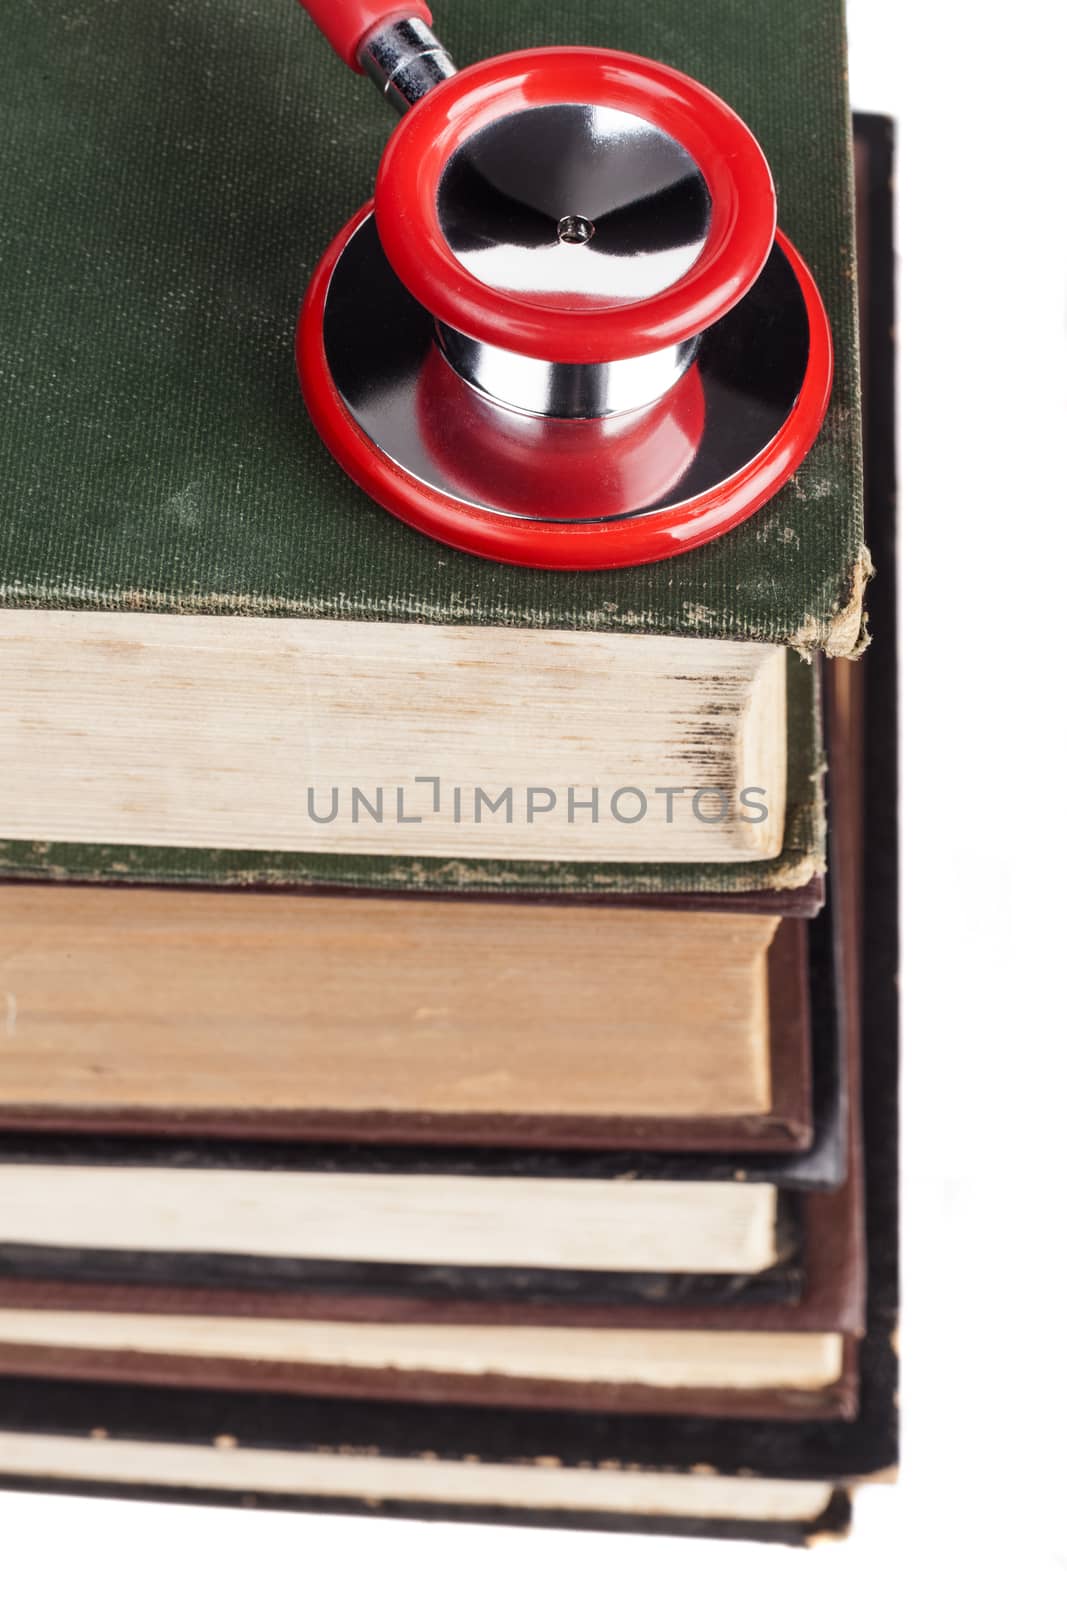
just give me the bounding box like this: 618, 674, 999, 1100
358, 16, 456, 113
435, 321, 702, 421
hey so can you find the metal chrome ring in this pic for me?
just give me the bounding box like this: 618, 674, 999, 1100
435, 321, 701, 420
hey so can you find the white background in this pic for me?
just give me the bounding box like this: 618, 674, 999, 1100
4, 0, 1067, 1590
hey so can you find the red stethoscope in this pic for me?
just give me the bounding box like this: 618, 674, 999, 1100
295, 0, 833, 570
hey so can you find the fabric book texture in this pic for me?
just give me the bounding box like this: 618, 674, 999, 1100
0, 0, 864, 652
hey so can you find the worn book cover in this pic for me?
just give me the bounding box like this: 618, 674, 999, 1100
0, 0, 864, 648
0, 0, 859, 902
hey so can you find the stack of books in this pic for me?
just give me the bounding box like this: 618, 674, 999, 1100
0, 0, 898, 1548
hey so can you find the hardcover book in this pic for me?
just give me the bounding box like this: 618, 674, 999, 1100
0, 0, 860, 901
0, 898, 813, 1152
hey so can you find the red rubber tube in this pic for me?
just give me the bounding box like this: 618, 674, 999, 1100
297, 0, 432, 68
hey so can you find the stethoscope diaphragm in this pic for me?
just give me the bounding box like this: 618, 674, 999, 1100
295, 6, 833, 569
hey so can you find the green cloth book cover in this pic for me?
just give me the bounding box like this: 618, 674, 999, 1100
0, 0, 864, 649
0, 0, 860, 896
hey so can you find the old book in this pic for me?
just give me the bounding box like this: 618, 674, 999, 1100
0, 0, 861, 902
0, 1385, 851, 1546
0, 1319, 855, 1424
0, 610, 823, 898
0, 1, 863, 647
0, 895, 811, 1151
0, 1151, 800, 1301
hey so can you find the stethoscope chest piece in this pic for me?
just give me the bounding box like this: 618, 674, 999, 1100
296, 8, 833, 569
